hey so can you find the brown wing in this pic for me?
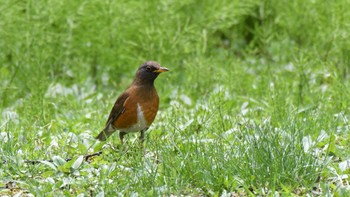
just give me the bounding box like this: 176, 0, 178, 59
104, 92, 129, 129
95, 92, 129, 141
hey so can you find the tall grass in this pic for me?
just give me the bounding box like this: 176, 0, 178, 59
1, 0, 350, 196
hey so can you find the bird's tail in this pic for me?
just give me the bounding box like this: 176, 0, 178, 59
95, 130, 114, 141
95, 131, 113, 141
96, 123, 116, 141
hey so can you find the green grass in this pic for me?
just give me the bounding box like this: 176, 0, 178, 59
1, 0, 350, 196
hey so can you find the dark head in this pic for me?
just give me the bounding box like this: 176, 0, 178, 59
133, 61, 169, 86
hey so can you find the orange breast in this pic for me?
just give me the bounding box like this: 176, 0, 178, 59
141, 99, 159, 124
112, 86, 159, 131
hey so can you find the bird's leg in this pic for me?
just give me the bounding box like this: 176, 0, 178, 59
140, 130, 145, 144
140, 127, 149, 144
119, 132, 126, 144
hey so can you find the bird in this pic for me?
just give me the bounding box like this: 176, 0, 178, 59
95, 61, 169, 144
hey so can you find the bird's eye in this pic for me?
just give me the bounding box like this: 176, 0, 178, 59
146, 66, 151, 71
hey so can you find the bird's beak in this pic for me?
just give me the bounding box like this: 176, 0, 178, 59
154, 67, 169, 73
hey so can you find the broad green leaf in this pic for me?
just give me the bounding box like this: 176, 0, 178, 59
96, 191, 104, 197
42, 170, 55, 178
107, 162, 116, 176
94, 142, 105, 152
52, 156, 66, 166
40, 161, 57, 171
71, 155, 84, 170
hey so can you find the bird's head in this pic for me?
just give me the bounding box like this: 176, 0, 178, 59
134, 61, 169, 85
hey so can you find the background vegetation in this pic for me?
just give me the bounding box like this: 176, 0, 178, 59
1, 0, 350, 196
